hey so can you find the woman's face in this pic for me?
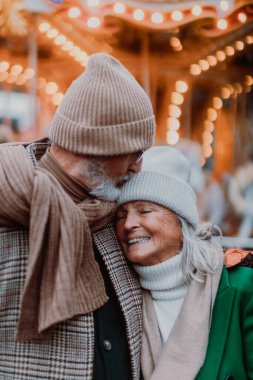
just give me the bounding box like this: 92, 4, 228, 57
115, 201, 182, 266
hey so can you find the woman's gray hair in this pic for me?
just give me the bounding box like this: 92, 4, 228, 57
179, 217, 223, 283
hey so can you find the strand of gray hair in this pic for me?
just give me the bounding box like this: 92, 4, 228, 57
179, 217, 223, 283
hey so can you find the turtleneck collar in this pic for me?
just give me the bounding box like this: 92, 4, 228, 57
39, 149, 91, 203
133, 253, 188, 300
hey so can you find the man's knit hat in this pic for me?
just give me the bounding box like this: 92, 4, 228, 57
49, 53, 156, 155
118, 146, 199, 227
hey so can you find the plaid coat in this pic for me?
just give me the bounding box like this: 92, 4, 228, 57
0, 141, 142, 380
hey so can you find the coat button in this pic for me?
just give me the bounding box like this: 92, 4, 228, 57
225, 376, 234, 380
103, 339, 112, 351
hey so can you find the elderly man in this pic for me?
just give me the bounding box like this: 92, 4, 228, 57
0, 53, 156, 380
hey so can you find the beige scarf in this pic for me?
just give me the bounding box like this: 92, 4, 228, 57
141, 250, 224, 380
0, 144, 115, 341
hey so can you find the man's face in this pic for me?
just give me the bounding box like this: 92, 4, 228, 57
86, 152, 143, 201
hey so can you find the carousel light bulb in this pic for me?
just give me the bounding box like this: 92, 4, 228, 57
202, 131, 214, 145
238, 12, 247, 24
113, 3, 126, 14
133, 9, 144, 21
0, 61, 10, 72
204, 120, 215, 132
23, 67, 35, 79
245, 75, 253, 86
216, 50, 226, 62
175, 80, 188, 93
166, 130, 179, 145
235, 41, 244, 51
87, 17, 101, 28
39, 22, 51, 33
212, 97, 223, 110
198, 60, 209, 71
171, 92, 184, 105
190, 64, 201, 75
47, 29, 59, 38
191, 5, 202, 16
170, 37, 181, 48
16, 74, 27, 86
234, 83, 243, 94
206, 55, 217, 66
37, 77, 46, 90
246, 35, 253, 44
207, 108, 218, 122
0, 72, 8, 81
225, 46, 235, 56
87, 0, 100, 6
55, 35, 67, 45
169, 104, 181, 118
203, 144, 213, 158
52, 92, 64, 106
68, 7, 81, 18
217, 19, 228, 30
10, 64, 23, 75
166, 117, 180, 131
221, 87, 230, 99
45, 81, 59, 95
171, 10, 183, 21
62, 41, 74, 51
219, 1, 229, 12
151, 12, 164, 23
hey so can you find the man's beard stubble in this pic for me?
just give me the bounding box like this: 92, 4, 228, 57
85, 158, 134, 201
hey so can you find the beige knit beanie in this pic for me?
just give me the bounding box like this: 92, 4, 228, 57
118, 146, 199, 227
49, 53, 156, 155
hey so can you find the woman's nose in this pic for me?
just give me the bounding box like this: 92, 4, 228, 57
124, 213, 140, 230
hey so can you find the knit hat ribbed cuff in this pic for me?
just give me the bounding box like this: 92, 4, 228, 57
49, 112, 155, 155
118, 170, 199, 227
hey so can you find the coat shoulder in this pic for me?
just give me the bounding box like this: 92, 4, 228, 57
226, 266, 253, 296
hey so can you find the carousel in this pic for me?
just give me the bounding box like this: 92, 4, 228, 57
0, 0, 253, 241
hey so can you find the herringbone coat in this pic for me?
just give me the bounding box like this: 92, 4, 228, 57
0, 141, 142, 380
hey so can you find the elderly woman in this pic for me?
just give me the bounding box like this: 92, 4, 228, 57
115, 147, 253, 380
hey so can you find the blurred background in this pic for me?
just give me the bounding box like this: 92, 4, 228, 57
0, 0, 253, 247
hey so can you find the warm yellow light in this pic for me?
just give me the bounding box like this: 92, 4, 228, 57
133, 9, 144, 21
190, 64, 201, 76
216, 50, 226, 62
47, 29, 59, 39
39, 22, 51, 33
10, 64, 23, 75
87, 17, 101, 28
206, 55, 217, 66
62, 41, 74, 51
87, 0, 100, 6
113, 2, 126, 14
191, 5, 202, 17
198, 60, 209, 71
202, 131, 213, 145
203, 144, 213, 158
45, 82, 59, 95
234, 83, 243, 94
171, 10, 183, 22
37, 77, 46, 90
169, 104, 181, 118
217, 19, 228, 30
235, 41, 244, 51
16, 74, 27, 86
75, 51, 88, 62
167, 117, 180, 131
170, 37, 181, 48
204, 120, 215, 132
167, 130, 179, 145
221, 87, 230, 99
212, 97, 223, 110
0, 61, 10, 72
68, 7, 81, 18
219, 1, 229, 12
238, 12, 247, 24
23, 67, 35, 79
69, 46, 81, 57
225, 46, 235, 56
175, 80, 188, 93
207, 108, 218, 122
246, 35, 253, 44
52, 92, 64, 106
245, 75, 253, 86
0, 72, 8, 81
151, 12, 164, 23
55, 35, 67, 45
171, 92, 184, 105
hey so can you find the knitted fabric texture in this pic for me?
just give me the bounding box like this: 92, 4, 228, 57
0, 144, 112, 341
49, 53, 156, 155
118, 146, 199, 227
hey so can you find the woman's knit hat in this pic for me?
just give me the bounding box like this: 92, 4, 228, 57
118, 146, 199, 227
49, 53, 156, 155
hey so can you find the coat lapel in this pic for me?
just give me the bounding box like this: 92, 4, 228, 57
93, 223, 142, 380
197, 268, 236, 379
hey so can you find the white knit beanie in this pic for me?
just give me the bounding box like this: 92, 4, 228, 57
49, 53, 156, 155
118, 146, 199, 227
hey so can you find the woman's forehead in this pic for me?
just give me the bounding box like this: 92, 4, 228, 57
118, 200, 162, 211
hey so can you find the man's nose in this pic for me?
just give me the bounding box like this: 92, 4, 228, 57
128, 158, 143, 174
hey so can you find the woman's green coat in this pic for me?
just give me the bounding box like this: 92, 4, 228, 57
196, 266, 253, 380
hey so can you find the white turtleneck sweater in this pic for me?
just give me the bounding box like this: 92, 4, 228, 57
134, 254, 189, 344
